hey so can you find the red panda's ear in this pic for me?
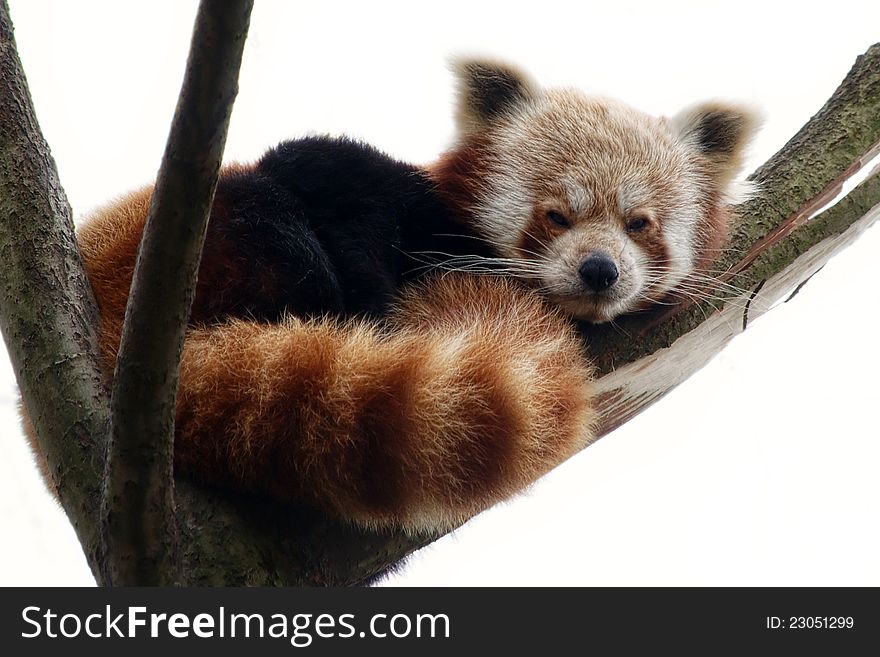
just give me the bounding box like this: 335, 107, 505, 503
451, 57, 538, 135
672, 101, 762, 200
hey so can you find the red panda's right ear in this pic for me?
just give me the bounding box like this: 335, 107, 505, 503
451, 57, 538, 135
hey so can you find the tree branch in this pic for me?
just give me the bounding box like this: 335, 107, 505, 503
2, 0, 876, 586
101, 0, 253, 585
0, 0, 108, 574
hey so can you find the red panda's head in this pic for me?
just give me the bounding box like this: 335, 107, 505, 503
431, 59, 761, 323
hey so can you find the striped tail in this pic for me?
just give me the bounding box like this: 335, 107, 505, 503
24, 187, 596, 532
174, 275, 596, 532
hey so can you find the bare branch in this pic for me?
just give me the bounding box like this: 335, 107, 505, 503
0, 0, 108, 574
101, 0, 253, 585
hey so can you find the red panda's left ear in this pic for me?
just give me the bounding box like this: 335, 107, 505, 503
672, 101, 762, 200
450, 57, 538, 136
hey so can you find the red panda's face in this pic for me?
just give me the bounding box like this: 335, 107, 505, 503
440, 60, 760, 323
474, 93, 710, 322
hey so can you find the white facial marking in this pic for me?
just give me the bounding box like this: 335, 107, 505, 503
656, 181, 701, 292
616, 182, 650, 216
563, 178, 592, 216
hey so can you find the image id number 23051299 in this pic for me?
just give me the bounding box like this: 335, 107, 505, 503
766, 617, 854, 630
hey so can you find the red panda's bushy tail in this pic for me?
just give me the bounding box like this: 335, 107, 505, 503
24, 186, 596, 533
174, 275, 596, 532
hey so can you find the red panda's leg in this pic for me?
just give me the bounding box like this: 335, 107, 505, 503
174, 274, 596, 532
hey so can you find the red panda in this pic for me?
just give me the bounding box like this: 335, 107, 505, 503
27, 59, 758, 533
432, 59, 759, 322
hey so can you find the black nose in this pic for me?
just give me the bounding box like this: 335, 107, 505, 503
579, 254, 619, 292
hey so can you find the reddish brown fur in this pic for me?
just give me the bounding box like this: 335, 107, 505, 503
21, 59, 757, 535
24, 183, 596, 533
426, 135, 490, 227
517, 205, 565, 260
76, 185, 153, 367
632, 212, 672, 280
173, 275, 594, 531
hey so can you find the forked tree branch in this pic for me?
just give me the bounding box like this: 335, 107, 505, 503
101, 0, 253, 585
0, 0, 876, 585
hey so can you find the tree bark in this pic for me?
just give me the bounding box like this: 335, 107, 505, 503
0, 0, 108, 574
0, 0, 876, 585
101, 0, 252, 587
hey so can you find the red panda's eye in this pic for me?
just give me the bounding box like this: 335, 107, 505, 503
546, 210, 570, 228
626, 217, 648, 233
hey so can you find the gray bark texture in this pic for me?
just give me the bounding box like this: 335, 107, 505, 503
101, 0, 252, 587
0, 0, 108, 574
0, 0, 877, 585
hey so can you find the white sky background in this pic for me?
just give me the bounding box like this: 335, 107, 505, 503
1, 0, 878, 586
